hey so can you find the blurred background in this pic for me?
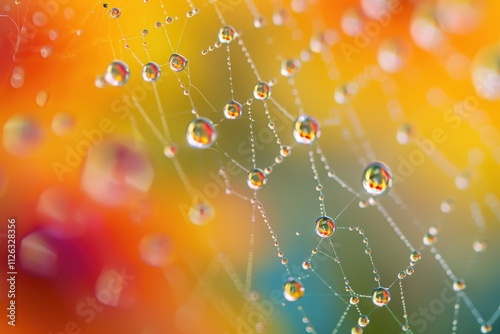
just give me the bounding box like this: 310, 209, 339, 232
1, 0, 499, 333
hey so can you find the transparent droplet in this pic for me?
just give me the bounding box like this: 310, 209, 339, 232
334, 84, 353, 105
410, 251, 422, 262
423, 233, 437, 246
283, 279, 304, 302
351, 326, 363, 334
254, 16, 267, 28
314, 216, 335, 238
169, 53, 188, 72
281, 58, 301, 78
362, 162, 393, 196
410, 4, 445, 51
372, 287, 391, 307
358, 315, 370, 327
455, 171, 470, 190
40, 45, 53, 58
104, 60, 130, 86
361, 0, 391, 20
109, 7, 121, 19
36, 90, 49, 107
452, 279, 466, 291
440, 198, 455, 213
163, 143, 177, 158
293, 115, 320, 145
224, 100, 243, 120
471, 43, 500, 101
253, 81, 271, 100
247, 168, 268, 190
155, 21, 162, 28
402, 324, 410, 332
3, 115, 44, 157
349, 296, 360, 305
473, 239, 487, 253
218, 26, 236, 44
480, 324, 492, 333
186, 117, 217, 149
280, 145, 292, 157
378, 37, 411, 73
189, 202, 214, 225
166, 16, 173, 24
142, 62, 161, 83
341, 7, 364, 36
302, 261, 311, 270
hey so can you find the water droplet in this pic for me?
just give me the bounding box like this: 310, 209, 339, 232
455, 171, 470, 190
480, 324, 492, 333
280, 145, 292, 157
402, 324, 410, 332
186, 117, 217, 149
142, 62, 161, 83
52, 112, 75, 136
3, 115, 44, 157
163, 143, 177, 158
334, 84, 353, 105
423, 233, 437, 246
350, 296, 360, 305
219, 26, 236, 44
247, 168, 268, 190
166, 16, 173, 24
281, 59, 300, 78
293, 115, 320, 145
453, 279, 466, 291
362, 162, 393, 196
473, 239, 487, 253
169, 53, 188, 72
302, 261, 311, 270
253, 81, 271, 100
341, 7, 364, 36
104, 60, 130, 86
471, 43, 500, 101
224, 100, 243, 119
314, 216, 335, 238
378, 37, 411, 73
372, 287, 390, 307
254, 16, 267, 28
109, 7, 121, 19
283, 279, 304, 302
440, 198, 454, 213
410, 251, 422, 262
358, 315, 370, 327
189, 202, 214, 225
36, 90, 49, 107
351, 326, 363, 334
436, 0, 483, 34
410, 4, 445, 51
40, 45, 53, 58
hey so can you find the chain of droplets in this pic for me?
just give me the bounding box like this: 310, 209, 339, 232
452, 296, 460, 334
247, 105, 257, 169
398, 280, 410, 332
308, 150, 326, 216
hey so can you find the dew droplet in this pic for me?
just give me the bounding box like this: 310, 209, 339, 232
440, 198, 455, 213
189, 202, 214, 225
218, 26, 236, 44
142, 62, 161, 83
377, 37, 411, 73
314, 216, 335, 238
283, 279, 304, 302
3, 115, 44, 157
52, 112, 75, 136
254, 16, 267, 28
480, 324, 492, 333
247, 168, 268, 190
104, 60, 130, 86
410, 251, 422, 262
281, 59, 300, 78
293, 115, 320, 145
358, 315, 370, 327
372, 287, 390, 307
362, 162, 393, 196
166, 16, 173, 24
109, 7, 121, 19
471, 43, 500, 101
253, 81, 271, 100
351, 326, 363, 334
280, 145, 292, 157
186, 118, 217, 149
139, 233, 174, 267
224, 100, 243, 120
163, 143, 177, 158
473, 239, 487, 253
350, 296, 360, 305
423, 233, 437, 246
452, 279, 466, 291
169, 53, 188, 72
302, 261, 311, 270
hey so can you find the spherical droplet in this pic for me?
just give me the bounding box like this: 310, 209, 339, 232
351, 326, 363, 334
377, 37, 411, 73
372, 287, 391, 307
254, 16, 267, 28
473, 239, 487, 253
104, 60, 130, 86
109, 7, 121, 19
453, 279, 466, 291
293, 115, 320, 145
397, 123, 414, 145
314, 216, 335, 238
166, 16, 174, 24
52, 112, 76, 136
471, 43, 500, 101
281, 59, 300, 78
186, 117, 217, 149
283, 279, 304, 302
218, 26, 236, 44
440, 198, 455, 213
350, 296, 360, 305
163, 143, 177, 158
410, 251, 422, 262
362, 162, 393, 196
410, 4, 445, 51
189, 202, 214, 225
169, 53, 188, 72
302, 261, 311, 270
253, 81, 271, 100
358, 315, 370, 327
139, 233, 175, 267
247, 168, 268, 190
3, 115, 44, 156
436, 0, 484, 34
142, 62, 161, 82
481, 324, 492, 333
280, 145, 292, 157
423, 233, 437, 246
224, 100, 243, 120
